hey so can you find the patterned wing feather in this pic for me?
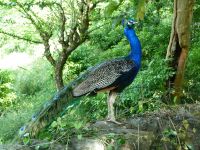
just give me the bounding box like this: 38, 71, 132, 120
72, 58, 135, 97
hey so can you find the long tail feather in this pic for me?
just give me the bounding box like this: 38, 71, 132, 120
14, 71, 89, 142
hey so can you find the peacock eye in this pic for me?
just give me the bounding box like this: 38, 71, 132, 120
129, 21, 134, 23
128, 21, 133, 25
32, 115, 36, 121
20, 126, 25, 131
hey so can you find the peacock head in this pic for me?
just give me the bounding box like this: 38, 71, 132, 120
126, 19, 137, 28
124, 19, 138, 37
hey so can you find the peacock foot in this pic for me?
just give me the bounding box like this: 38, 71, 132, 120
106, 117, 123, 125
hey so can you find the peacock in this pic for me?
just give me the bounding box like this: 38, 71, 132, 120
72, 19, 141, 124
16, 19, 142, 140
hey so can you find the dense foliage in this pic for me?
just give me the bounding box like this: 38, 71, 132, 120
0, 70, 15, 113
0, 0, 199, 147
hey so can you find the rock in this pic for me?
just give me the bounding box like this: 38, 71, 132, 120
4, 104, 200, 150
126, 117, 159, 133
0, 144, 31, 150
68, 120, 155, 150
69, 138, 105, 150
68, 130, 154, 150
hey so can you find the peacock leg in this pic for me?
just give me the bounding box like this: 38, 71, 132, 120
106, 91, 122, 124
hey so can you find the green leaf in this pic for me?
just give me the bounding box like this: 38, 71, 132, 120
51, 121, 57, 128
182, 120, 189, 130
74, 122, 83, 130
22, 137, 30, 145
136, 0, 146, 20
104, 1, 120, 17
186, 143, 194, 150
57, 117, 62, 122
77, 134, 82, 140
177, 145, 182, 150
138, 101, 144, 112
117, 138, 125, 145
192, 128, 196, 133
161, 137, 170, 142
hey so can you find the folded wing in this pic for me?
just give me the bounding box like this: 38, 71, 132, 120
72, 58, 135, 97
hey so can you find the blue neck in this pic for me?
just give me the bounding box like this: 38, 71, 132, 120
124, 27, 142, 68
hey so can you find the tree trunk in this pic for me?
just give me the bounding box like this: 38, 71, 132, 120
55, 64, 64, 90
166, 0, 194, 102
54, 50, 70, 90
54, 46, 77, 90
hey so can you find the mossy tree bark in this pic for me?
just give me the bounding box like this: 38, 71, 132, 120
166, 0, 194, 102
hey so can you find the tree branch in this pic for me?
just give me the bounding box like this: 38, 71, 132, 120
14, 2, 56, 67
15, 1, 52, 38
43, 38, 56, 67
88, 22, 110, 34
57, 3, 68, 47
0, 29, 42, 44
16, 2, 41, 32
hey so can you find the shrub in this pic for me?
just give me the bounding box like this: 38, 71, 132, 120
0, 70, 16, 113
184, 43, 200, 101
14, 58, 55, 96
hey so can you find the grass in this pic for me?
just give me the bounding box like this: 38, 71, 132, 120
0, 89, 55, 143
0, 58, 56, 143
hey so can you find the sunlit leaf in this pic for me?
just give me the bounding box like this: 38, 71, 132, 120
136, 0, 146, 20
77, 134, 82, 140
182, 120, 189, 130
104, 0, 120, 17
51, 121, 57, 128
74, 122, 83, 130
